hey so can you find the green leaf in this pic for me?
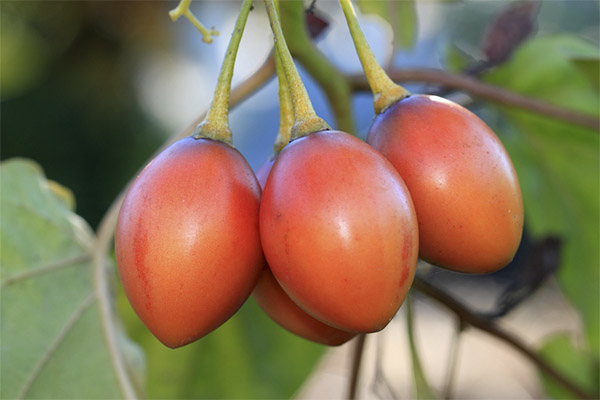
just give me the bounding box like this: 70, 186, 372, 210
484, 34, 600, 354
0, 158, 142, 399
357, 0, 418, 50
445, 43, 473, 72
117, 283, 325, 399
571, 57, 600, 90
538, 334, 599, 399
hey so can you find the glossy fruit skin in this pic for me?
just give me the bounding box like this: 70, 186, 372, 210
367, 94, 523, 273
115, 137, 263, 348
252, 158, 355, 346
260, 130, 419, 333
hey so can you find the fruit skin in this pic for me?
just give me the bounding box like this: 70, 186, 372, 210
115, 137, 263, 348
260, 130, 418, 333
367, 94, 523, 273
252, 158, 355, 346
253, 267, 356, 346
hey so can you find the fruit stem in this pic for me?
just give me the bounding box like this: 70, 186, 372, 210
264, 0, 330, 140
193, 0, 253, 145
338, 0, 410, 114
169, 0, 219, 44
279, 0, 356, 135
274, 49, 294, 154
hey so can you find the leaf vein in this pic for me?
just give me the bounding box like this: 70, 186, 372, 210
17, 292, 96, 399
1, 253, 92, 288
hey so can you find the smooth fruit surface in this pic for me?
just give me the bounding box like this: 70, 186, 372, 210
115, 137, 263, 348
252, 158, 355, 346
260, 131, 418, 333
367, 94, 523, 273
253, 267, 356, 345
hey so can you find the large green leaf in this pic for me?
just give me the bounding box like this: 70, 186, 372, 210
538, 334, 599, 399
357, 0, 418, 50
0, 158, 142, 399
484, 34, 599, 354
117, 279, 325, 399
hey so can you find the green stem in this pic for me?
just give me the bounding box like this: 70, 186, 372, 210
339, 0, 410, 114
279, 0, 356, 135
274, 49, 294, 154
194, 0, 253, 144
407, 296, 437, 400
169, 0, 219, 44
264, 0, 330, 140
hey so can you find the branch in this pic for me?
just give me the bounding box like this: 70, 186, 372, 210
412, 276, 596, 400
349, 68, 600, 131
348, 334, 367, 400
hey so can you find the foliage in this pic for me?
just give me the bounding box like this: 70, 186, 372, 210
1, 0, 598, 399
0, 159, 142, 399
485, 33, 600, 353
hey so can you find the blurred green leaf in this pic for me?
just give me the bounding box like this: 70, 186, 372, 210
0, 2, 81, 100
357, 0, 417, 50
0, 158, 142, 399
0, 10, 51, 100
538, 334, 599, 399
485, 34, 600, 354
445, 43, 472, 72
117, 283, 325, 399
571, 57, 600, 90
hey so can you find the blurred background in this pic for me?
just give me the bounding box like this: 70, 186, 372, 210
3, 0, 597, 229
1, 1, 598, 399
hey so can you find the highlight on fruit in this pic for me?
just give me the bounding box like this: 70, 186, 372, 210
114, 0, 524, 349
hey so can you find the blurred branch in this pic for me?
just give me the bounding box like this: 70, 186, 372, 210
349, 68, 600, 131
407, 295, 437, 399
412, 276, 596, 400
442, 319, 465, 400
348, 334, 367, 400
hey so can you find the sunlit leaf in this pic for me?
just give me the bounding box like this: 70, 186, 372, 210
0, 158, 142, 399
538, 334, 599, 399
484, 34, 600, 355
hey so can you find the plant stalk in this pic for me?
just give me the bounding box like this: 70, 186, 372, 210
264, 0, 330, 140
194, 0, 254, 144
338, 0, 410, 114
169, 0, 219, 44
279, 0, 356, 135
274, 48, 294, 154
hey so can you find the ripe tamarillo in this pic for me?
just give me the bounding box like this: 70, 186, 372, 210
253, 266, 356, 345
367, 95, 523, 273
260, 130, 419, 333
252, 158, 355, 346
115, 137, 263, 348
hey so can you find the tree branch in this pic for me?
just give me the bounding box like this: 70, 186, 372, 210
349, 68, 600, 131
412, 276, 596, 400
348, 334, 367, 400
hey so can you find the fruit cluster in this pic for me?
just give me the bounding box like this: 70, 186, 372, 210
114, 0, 523, 349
